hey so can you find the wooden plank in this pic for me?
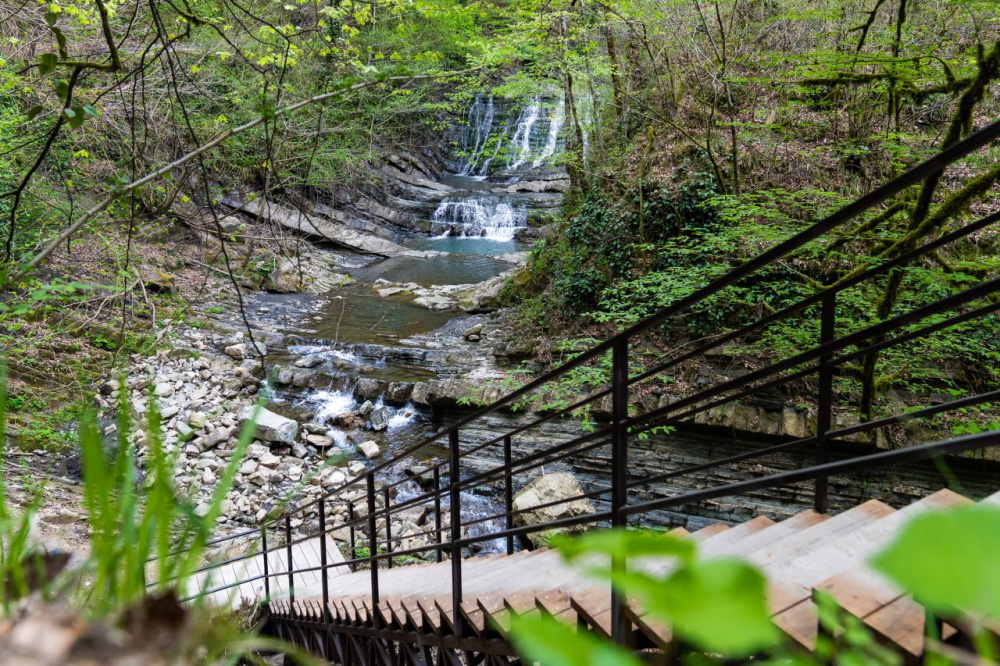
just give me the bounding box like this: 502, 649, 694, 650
477, 595, 511, 634
772, 600, 817, 650
690, 523, 729, 540
815, 569, 902, 619
569, 588, 614, 638
864, 596, 925, 657
459, 598, 487, 634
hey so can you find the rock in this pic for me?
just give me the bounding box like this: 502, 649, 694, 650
370, 406, 390, 432
224, 343, 247, 359
306, 434, 335, 448
294, 356, 324, 369
194, 503, 211, 518
218, 215, 243, 233
462, 324, 483, 339
189, 411, 207, 429
302, 422, 327, 435
203, 426, 231, 449
358, 400, 374, 417
358, 440, 380, 459
202, 468, 217, 484
143, 270, 177, 295
160, 403, 180, 419
238, 406, 298, 443
258, 452, 281, 468
239, 460, 259, 475
467, 334, 481, 342
512, 472, 595, 548
292, 442, 309, 458
384, 382, 413, 405
348, 461, 366, 474
153, 382, 174, 398
354, 377, 385, 401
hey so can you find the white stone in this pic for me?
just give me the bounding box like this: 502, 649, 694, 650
358, 440, 380, 459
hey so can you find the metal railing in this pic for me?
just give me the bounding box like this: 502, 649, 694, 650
167, 118, 1000, 650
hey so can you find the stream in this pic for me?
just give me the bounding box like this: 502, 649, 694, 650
223, 95, 1000, 552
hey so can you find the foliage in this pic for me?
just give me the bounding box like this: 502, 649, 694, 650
509, 503, 1000, 664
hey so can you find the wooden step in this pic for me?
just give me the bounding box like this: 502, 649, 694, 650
749, 499, 896, 572
712, 510, 829, 559
690, 522, 729, 540
569, 588, 614, 638
769, 490, 969, 588
698, 515, 775, 554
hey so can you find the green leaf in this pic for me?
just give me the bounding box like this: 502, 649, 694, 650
25, 105, 44, 120
82, 104, 99, 117
507, 612, 643, 666
629, 559, 780, 657
871, 505, 1000, 621
37, 53, 58, 75
64, 107, 84, 129
554, 528, 696, 566
44, 11, 57, 26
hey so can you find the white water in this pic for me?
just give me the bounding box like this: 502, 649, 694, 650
508, 98, 541, 170
533, 99, 565, 167
459, 96, 497, 177
308, 388, 357, 422
430, 197, 525, 241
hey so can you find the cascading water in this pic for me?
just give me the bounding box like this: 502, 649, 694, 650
458, 96, 497, 177
430, 196, 526, 241
507, 97, 542, 170
533, 99, 565, 168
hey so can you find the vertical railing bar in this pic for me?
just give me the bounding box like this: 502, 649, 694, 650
384, 487, 393, 569
261, 525, 270, 601
285, 515, 295, 617
348, 501, 357, 573
367, 473, 381, 628
610, 338, 630, 645
449, 429, 464, 636
319, 497, 330, 622
504, 435, 514, 555
815, 289, 836, 514
434, 467, 443, 563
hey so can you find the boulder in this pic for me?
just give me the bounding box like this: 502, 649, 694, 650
294, 356, 324, 369
384, 382, 413, 405
358, 400, 374, 417
462, 324, 483, 339
512, 472, 595, 548
238, 406, 298, 444
370, 406, 390, 432
358, 441, 380, 459
355, 378, 386, 401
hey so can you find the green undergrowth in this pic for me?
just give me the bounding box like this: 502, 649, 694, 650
0, 366, 315, 662
511, 164, 1000, 419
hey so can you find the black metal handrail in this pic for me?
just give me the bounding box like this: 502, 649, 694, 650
163, 118, 1000, 653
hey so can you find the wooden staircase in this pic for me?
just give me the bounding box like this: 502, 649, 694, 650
268, 488, 999, 660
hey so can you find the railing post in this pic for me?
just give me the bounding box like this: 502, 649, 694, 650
285, 516, 295, 617
319, 497, 330, 622
815, 289, 836, 514
261, 525, 270, 600
434, 467, 443, 563
367, 473, 381, 628
348, 501, 357, 573
449, 429, 464, 636
504, 435, 514, 555
610, 338, 630, 645
384, 487, 393, 569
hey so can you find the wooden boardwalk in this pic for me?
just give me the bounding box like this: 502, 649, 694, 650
267, 488, 999, 658
186, 533, 347, 609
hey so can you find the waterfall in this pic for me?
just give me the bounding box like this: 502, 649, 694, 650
533, 99, 565, 167
458, 96, 497, 177
430, 196, 526, 241
507, 97, 541, 170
